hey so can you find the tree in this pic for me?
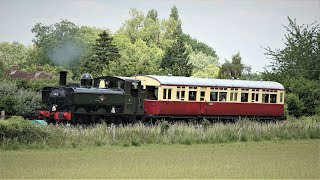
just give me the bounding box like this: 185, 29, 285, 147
218, 52, 249, 79
0, 42, 27, 69
147, 9, 158, 21
264, 17, 320, 81
161, 37, 193, 76
189, 51, 219, 78
181, 33, 218, 57
263, 17, 320, 116
81, 30, 120, 77
31, 20, 104, 78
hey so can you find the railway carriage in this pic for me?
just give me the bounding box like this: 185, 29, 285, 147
135, 75, 285, 120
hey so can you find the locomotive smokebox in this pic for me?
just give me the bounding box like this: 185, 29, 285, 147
59, 71, 68, 86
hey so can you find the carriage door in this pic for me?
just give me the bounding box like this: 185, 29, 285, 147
130, 82, 139, 114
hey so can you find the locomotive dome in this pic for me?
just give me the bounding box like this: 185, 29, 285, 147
80, 73, 93, 87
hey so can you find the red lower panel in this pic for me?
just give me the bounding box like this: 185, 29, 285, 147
144, 100, 284, 117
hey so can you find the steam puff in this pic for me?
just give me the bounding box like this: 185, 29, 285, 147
47, 41, 84, 66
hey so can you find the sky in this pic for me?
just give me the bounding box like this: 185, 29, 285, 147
0, 0, 319, 72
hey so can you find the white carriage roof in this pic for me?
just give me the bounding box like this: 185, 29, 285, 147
143, 75, 285, 90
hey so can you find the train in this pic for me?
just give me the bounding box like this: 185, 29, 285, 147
38, 71, 285, 124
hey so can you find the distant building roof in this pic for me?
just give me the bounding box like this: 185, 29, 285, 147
7, 66, 52, 80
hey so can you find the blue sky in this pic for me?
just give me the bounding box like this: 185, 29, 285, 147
0, 0, 319, 72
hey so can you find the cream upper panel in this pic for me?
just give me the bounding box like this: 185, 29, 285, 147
135, 76, 161, 89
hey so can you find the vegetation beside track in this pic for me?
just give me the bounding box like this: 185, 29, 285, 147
0, 116, 319, 150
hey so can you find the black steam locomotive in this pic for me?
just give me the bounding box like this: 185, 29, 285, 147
39, 71, 147, 124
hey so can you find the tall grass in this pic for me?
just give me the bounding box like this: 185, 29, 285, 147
0, 116, 319, 149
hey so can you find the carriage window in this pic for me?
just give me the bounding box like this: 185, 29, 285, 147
230, 92, 234, 101
163, 89, 167, 99
168, 89, 172, 100
270, 94, 277, 103
280, 92, 283, 103
263, 94, 269, 103
200, 91, 205, 101
251, 93, 259, 102
241, 93, 249, 102
177, 91, 180, 99
219, 92, 227, 102
146, 86, 157, 100
210, 92, 218, 101
181, 91, 185, 99
189, 91, 197, 101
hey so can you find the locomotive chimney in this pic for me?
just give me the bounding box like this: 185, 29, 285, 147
59, 71, 67, 86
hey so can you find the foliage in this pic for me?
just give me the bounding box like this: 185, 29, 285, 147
0, 119, 319, 150
31, 20, 104, 78
160, 120, 170, 135
181, 33, 218, 57
106, 35, 164, 76
0, 42, 27, 69
0, 116, 49, 146
189, 51, 219, 78
80, 30, 120, 77
218, 52, 251, 79
161, 36, 193, 76
14, 78, 57, 92
0, 60, 4, 79
264, 17, 320, 116
285, 93, 304, 117
0, 79, 42, 117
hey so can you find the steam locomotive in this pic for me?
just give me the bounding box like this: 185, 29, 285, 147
38, 71, 285, 124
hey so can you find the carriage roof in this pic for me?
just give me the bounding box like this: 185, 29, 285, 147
141, 75, 285, 90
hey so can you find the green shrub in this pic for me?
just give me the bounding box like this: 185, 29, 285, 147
286, 93, 304, 117
12, 89, 42, 117
0, 79, 42, 117
0, 96, 15, 114
0, 116, 49, 148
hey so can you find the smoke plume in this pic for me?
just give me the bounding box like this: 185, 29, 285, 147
47, 40, 84, 66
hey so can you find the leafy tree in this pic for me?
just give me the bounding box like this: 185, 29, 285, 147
107, 35, 164, 76
81, 30, 120, 77
146, 9, 158, 21
218, 52, 249, 79
189, 51, 219, 78
0, 42, 27, 69
264, 17, 320, 116
161, 37, 193, 76
181, 33, 218, 57
264, 17, 320, 81
31, 20, 103, 78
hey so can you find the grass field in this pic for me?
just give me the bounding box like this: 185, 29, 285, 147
1, 139, 319, 179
